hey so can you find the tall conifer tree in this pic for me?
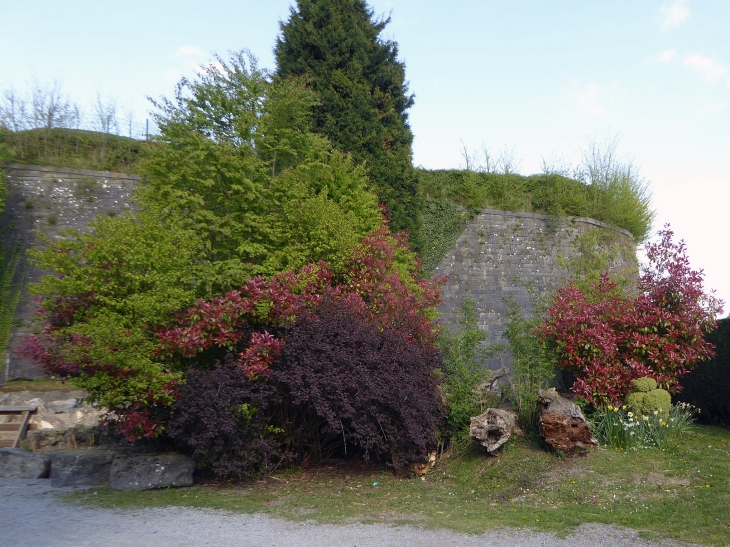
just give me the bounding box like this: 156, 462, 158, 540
275, 0, 421, 247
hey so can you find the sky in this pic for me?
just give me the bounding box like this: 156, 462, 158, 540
1, 0, 728, 315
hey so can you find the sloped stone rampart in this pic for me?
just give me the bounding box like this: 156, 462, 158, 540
0, 164, 139, 381
432, 208, 636, 369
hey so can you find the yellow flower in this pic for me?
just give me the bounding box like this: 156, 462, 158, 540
627, 412, 634, 418
653, 410, 659, 415
608, 405, 614, 411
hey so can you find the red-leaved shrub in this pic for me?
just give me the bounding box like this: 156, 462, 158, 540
274, 294, 442, 469
168, 294, 442, 475
167, 355, 284, 478
538, 226, 724, 404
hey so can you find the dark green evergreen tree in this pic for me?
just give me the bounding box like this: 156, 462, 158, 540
275, 0, 422, 248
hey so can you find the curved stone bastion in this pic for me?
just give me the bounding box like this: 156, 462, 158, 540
432, 208, 637, 369
1, 164, 637, 380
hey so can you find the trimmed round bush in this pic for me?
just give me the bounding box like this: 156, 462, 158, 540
631, 377, 657, 393
625, 377, 671, 420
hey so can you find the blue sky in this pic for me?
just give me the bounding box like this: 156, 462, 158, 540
2, 0, 728, 313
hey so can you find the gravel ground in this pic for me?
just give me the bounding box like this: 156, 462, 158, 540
0, 478, 690, 547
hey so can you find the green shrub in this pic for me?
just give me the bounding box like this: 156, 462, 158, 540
631, 377, 657, 393
499, 293, 556, 433
140, 50, 382, 288
625, 379, 672, 421
0, 130, 13, 213
438, 299, 499, 444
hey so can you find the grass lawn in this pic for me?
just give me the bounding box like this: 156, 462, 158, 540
66, 425, 730, 546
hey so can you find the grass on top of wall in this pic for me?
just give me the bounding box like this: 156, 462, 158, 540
416, 168, 651, 243
0, 127, 148, 173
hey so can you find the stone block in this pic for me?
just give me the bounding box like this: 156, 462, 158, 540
109, 453, 194, 491
50, 449, 116, 487
0, 448, 50, 479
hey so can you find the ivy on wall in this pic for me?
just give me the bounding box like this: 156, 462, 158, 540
0, 239, 22, 375
419, 199, 471, 275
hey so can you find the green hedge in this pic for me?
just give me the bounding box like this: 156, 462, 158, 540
0, 127, 147, 173
678, 318, 730, 426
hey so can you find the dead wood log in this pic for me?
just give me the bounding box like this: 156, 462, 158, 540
469, 408, 519, 453
538, 388, 598, 455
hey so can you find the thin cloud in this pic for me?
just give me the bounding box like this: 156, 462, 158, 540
572, 81, 615, 116
683, 54, 727, 82
660, 0, 691, 29
175, 46, 203, 57
695, 100, 726, 116
650, 49, 678, 63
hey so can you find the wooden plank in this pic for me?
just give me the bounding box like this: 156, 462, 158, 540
0, 432, 17, 448
11, 411, 31, 448
0, 405, 38, 413
0, 423, 40, 432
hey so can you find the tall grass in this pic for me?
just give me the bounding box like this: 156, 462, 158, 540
0, 127, 146, 172
417, 139, 654, 242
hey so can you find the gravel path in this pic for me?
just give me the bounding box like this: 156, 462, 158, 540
0, 478, 689, 547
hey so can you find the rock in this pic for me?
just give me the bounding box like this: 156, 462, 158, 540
50, 449, 116, 487
28, 425, 105, 453
0, 448, 50, 479
538, 388, 598, 455
46, 399, 80, 414
470, 408, 520, 453
109, 453, 194, 491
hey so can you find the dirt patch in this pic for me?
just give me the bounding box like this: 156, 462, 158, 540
542, 460, 589, 483
640, 472, 691, 487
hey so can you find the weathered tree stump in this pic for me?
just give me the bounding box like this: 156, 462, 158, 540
538, 388, 598, 455
470, 408, 519, 453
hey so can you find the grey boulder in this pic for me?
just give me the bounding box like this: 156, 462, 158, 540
50, 449, 116, 487
0, 448, 50, 479
109, 453, 194, 491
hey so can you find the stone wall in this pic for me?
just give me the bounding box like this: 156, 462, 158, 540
1, 164, 139, 381
432, 208, 636, 369
0, 164, 637, 381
